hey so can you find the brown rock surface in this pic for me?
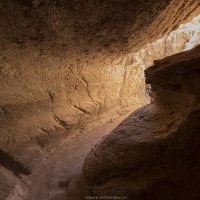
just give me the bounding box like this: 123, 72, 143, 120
83, 46, 200, 199
1, 0, 200, 199
1, 0, 199, 162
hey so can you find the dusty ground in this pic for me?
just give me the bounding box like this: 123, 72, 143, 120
9, 110, 134, 200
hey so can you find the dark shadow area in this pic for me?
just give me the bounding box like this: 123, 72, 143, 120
0, 149, 31, 177
145, 83, 151, 101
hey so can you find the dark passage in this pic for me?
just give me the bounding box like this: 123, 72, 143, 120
0, 149, 31, 177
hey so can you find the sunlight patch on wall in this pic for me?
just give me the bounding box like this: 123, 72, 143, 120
133, 14, 200, 70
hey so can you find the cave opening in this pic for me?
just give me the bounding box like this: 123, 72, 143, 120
133, 14, 200, 105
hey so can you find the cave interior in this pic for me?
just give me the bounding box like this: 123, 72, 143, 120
0, 1, 200, 200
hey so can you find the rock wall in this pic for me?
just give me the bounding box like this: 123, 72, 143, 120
1, 0, 200, 199
1, 0, 200, 157
82, 45, 200, 200
126, 14, 200, 73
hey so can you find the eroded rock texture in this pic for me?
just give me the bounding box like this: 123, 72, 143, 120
83, 46, 200, 199
1, 0, 200, 161
124, 14, 200, 77
1, 0, 200, 199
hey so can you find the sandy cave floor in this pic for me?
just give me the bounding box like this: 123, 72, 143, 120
18, 110, 135, 200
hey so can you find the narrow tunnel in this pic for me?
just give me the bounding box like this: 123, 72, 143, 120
0, 1, 200, 200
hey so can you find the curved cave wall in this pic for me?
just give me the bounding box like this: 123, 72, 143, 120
82, 45, 200, 200
0, 0, 200, 199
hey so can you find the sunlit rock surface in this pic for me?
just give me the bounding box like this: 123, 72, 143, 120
83, 45, 200, 200
126, 14, 200, 71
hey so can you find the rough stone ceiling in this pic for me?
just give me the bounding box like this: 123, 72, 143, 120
1, 0, 200, 63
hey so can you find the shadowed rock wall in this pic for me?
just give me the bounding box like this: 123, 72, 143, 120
82, 45, 200, 200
